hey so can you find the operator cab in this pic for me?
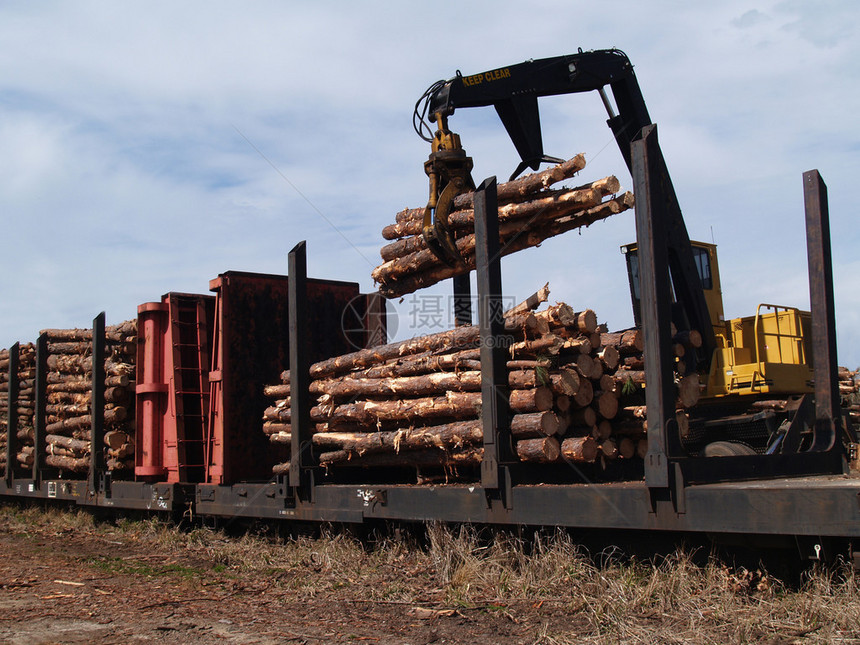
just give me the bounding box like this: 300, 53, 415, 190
621, 240, 725, 335
620, 241, 812, 397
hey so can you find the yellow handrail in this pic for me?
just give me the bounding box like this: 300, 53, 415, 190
753, 303, 806, 382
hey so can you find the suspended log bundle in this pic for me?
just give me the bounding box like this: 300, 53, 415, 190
372, 156, 634, 298
38, 322, 137, 476
264, 295, 703, 481
0, 343, 36, 474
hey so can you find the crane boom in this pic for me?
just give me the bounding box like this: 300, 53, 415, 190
416, 48, 717, 371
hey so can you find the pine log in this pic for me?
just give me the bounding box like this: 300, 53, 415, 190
510, 411, 562, 438
516, 437, 560, 463
593, 391, 619, 420
48, 391, 90, 405
504, 283, 550, 317
263, 421, 291, 435
572, 378, 593, 408
310, 370, 484, 399
392, 156, 587, 225
338, 349, 481, 381
600, 329, 644, 354
263, 406, 292, 423
673, 329, 703, 349
594, 420, 612, 441
382, 183, 605, 240
104, 387, 129, 404
312, 386, 553, 425
618, 437, 636, 459
106, 457, 134, 471
311, 420, 483, 455
676, 374, 701, 409
47, 342, 93, 355
40, 326, 134, 342
508, 335, 564, 356
269, 431, 292, 445
374, 193, 634, 298
560, 336, 592, 354
263, 384, 291, 398
597, 346, 620, 371
308, 325, 480, 379
599, 439, 619, 460
45, 454, 89, 472
47, 403, 89, 416
107, 443, 134, 459
506, 359, 553, 370
598, 374, 617, 395
45, 407, 126, 434
318, 446, 483, 468
46, 444, 82, 458
272, 462, 290, 475
560, 436, 598, 463
103, 430, 131, 451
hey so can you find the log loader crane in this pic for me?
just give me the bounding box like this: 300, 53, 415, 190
414, 48, 848, 457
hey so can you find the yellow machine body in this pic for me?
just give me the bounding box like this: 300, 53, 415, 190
707, 304, 814, 397
623, 240, 814, 398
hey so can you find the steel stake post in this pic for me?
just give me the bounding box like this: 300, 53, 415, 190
473, 176, 514, 494
804, 170, 841, 453
631, 125, 676, 488
288, 241, 314, 492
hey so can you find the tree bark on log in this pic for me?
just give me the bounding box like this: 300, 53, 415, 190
308, 325, 481, 380
381, 182, 609, 240
374, 193, 634, 298
600, 329, 644, 354
311, 420, 483, 455
392, 155, 587, 225
45, 454, 89, 472
318, 446, 484, 468
561, 436, 598, 463
516, 437, 560, 463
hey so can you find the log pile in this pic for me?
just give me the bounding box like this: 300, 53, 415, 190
839, 367, 860, 429
41, 322, 137, 475
0, 343, 36, 472
372, 156, 634, 298
263, 298, 701, 480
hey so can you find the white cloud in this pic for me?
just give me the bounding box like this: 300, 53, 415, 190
0, 0, 858, 370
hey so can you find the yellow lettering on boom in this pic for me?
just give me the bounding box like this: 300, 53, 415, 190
462, 68, 510, 87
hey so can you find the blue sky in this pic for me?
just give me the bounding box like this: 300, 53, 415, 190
1, 2, 859, 366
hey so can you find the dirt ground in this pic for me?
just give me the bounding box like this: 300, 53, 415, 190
0, 505, 583, 644
1, 503, 860, 644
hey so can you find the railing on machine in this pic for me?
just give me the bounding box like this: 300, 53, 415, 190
752, 303, 807, 386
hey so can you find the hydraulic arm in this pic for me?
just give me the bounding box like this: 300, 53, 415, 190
414, 48, 717, 371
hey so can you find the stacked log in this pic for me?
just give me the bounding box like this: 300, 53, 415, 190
40, 322, 137, 475
0, 343, 36, 472
372, 156, 634, 298
264, 300, 702, 480
837, 367, 860, 429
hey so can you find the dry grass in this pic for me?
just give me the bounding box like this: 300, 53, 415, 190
3, 503, 860, 643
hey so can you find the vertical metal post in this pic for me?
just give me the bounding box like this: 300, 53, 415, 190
631, 125, 676, 488
453, 273, 472, 326
5, 342, 19, 486
32, 334, 48, 482
804, 169, 840, 452
364, 292, 387, 348
473, 177, 513, 491
289, 241, 313, 491
89, 313, 106, 496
